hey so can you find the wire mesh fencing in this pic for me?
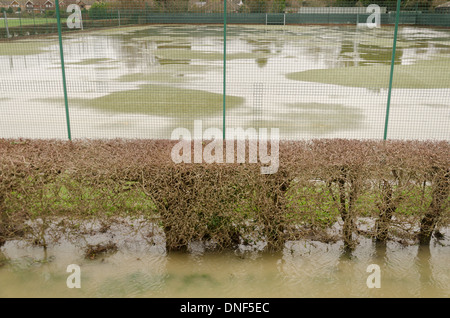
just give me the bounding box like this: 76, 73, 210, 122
0, 0, 449, 140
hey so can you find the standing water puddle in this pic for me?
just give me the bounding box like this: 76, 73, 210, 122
1, 235, 449, 297
0, 24, 449, 139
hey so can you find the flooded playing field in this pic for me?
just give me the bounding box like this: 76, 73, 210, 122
0, 24, 449, 140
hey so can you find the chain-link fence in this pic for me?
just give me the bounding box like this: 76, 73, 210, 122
0, 0, 449, 140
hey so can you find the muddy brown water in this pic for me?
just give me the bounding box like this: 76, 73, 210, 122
1, 224, 449, 298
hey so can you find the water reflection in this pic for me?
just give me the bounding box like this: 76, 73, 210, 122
0, 233, 449, 297
3, 25, 449, 73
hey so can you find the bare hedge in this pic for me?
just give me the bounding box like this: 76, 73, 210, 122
0, 139, 448, 251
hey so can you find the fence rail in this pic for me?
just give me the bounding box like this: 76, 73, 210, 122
2, 11, 450, 38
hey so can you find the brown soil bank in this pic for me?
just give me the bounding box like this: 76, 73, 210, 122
0, 139, 448, 252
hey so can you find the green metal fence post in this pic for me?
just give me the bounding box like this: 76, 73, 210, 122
55, 0, 72, 141
223, 0, 227, 140
384, 0, 401, 141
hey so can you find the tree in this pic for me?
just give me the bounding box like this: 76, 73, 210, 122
370, 0, 399, 11
271, 0, 286, 13
344, 0, 404, 11
6, 7, 13, 14
403, 0, 433, 12
162, 0, 189, 13
245, 0, 267, 13
45, 10, 55, 18
109, 0, 150, 9
89, 1, 109, 19
334, 0, 358, 7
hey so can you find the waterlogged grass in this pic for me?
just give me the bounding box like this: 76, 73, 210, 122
77, 85, 244, 117
118, 72, 191, 83
36, 84, 244, 117
0, 40, 55, 56
251, 103, 364, 134
117, 65, 217, 83
0, 18, 66, 28
359, 36, 420, 49
155, 48, 272, 61
286, 58, 450, 89
67, 58, 114, 66
7, 178, 157, 218
161, 64, 219, 73
89, 25, 155, 36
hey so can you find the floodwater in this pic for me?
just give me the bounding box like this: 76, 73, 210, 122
1, 231, 449, 298
0, 24, 449, 140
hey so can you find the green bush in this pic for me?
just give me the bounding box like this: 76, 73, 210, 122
89, 2, 109, 20
44, 10, 55, 17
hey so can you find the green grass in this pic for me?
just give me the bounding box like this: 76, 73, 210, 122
7, 177, 158, 218
155, 48, 272, 62
286, 58, 450, 89
287, 184, 340, 227
75, 85, 244, 117
117, 65, 217, 84
250, 103, 364, 134
118, 72, 192, 83
0, 17, 66, 28
67, 58, 113, 65
37, 83, 244, 117
0, 40, 56, 55
286, 181, 435, 227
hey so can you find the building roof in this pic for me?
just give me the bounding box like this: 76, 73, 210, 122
77, 0, 98, 4
10, 0, 34, 5
33, 0, 55, 5
436, 1, 450, 8
2, 0, 42, 5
